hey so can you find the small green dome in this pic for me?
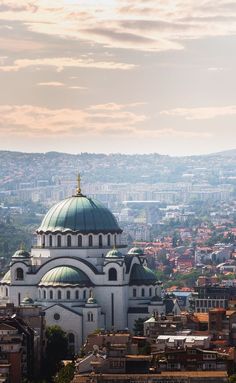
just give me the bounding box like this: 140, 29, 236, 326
106, 249, 123, 258
128, 247, 144, 256
1, 270, 10, 284
87, 296, 97, 304
129, 264, 157, 285
39, 266, 92, 287
37, 195, 121, 234
12, 249, 30, 258
21, 296, 34, 305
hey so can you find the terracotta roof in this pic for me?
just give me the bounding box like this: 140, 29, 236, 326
194, 313, 209, 322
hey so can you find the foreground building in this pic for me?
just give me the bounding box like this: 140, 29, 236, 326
0, 178, 164, 352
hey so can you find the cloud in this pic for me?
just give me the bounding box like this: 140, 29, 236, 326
0, 103, 147, 137
160, 105, 236, 120
0, 103, 212, 141
0, 57, 136, 72
1, 0, 236, 53
37, 82, 65, 87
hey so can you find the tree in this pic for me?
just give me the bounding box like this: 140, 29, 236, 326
133, 317, 148, 336
43, 325, 68, 381
54, 363, 75, 383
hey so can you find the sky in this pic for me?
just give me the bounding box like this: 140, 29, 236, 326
0, 0, 236, 156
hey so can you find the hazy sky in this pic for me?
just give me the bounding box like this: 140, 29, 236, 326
0, 0, 236, 156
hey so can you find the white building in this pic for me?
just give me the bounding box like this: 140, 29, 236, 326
0, 180, 163, 353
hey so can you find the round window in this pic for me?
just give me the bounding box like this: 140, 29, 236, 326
54, 313, 60, 321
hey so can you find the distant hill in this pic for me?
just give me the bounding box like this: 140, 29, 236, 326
213, 149, 236, 157
0, 149, 235, 188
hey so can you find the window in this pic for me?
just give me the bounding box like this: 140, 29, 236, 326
108, 234, 111, 246
133, 288, 137, 297
108, 268, 117, 281
54, 313, 60, 321
83, 290, 87, 300
49, 290, 53, 300
57, 235, 61, 247
49, 235, 52, 247
99, 234, 103, 247
88, 235, 93, 247
141, 288, 145, 297
68, 333, 75, 343
114, 234, 117, 246
5, 287, 8, 297
42, 235, 45, 247
149, 288, 152, 297
39, 290, 41, 299
88, 312, 94, 322
58, 290, 62, 300
75, 290, 79, 299
68, 333, 75, 355
78, 235, 82, 247
43, 290, 46, 299
66, 291, 71, 300
67, 235, 72, 247
16, 268, 24, 280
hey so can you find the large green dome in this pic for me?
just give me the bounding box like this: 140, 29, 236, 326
37, 194, 121, 234
129, 264, 157, 286
39, 266, 92, 287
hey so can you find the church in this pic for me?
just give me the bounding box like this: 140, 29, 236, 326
0, 177, 168, 353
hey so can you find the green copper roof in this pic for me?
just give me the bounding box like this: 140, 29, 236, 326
21, 297, 34, 305
12, 249, 30, 258
128, 247, 144, 256
1, 270, 10, 284
106, 249, 123, 258
129, 264, 157, 285
87, 296, 97, 304
37, 195, 121, 234
39, 266, 92, 287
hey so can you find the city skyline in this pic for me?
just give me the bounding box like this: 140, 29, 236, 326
0, 0, 236, 155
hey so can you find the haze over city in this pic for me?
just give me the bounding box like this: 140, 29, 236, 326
0, 0, 235, 155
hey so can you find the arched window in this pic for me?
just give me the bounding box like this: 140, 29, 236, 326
88, 235, 93, 247
67, 235, 72, 247
57, 235, 61, 247
58, 290, 62, 300
68, 333, 75, 343
49, 235, 52, 247
39, 290, 41, 299
66, 291, 71, 300
49, 290, 53, 300
149, 288, 152, 297
107, 234, 111, 246
114, 234, 117, 246
141, 288, 145, 297
75, 290, 79, 299
83, 290, 86, 300
16, 268, 24, 280
68, 333, 75, 356
5, 287, 8, 297
78, 235, 82, 247
108, 268, 117, 281
133, 288, 137, 297
99, 234, 103, 247
87, 312, 94, 322
42, 235, 45, 247
43, 290, 46, 299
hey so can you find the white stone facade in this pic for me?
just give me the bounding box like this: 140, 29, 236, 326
0, 192, 163, 352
